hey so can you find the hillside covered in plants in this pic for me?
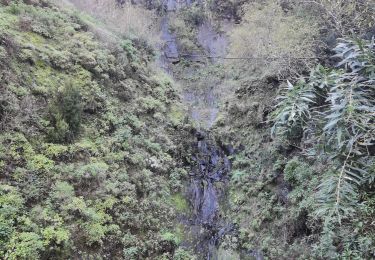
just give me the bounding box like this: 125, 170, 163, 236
0, 0, 194, 258
0, 0, 374, 259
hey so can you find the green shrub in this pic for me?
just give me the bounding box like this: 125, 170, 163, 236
161, 231, 181, 246
173, 248, 196, 260
49, 50, 73, 69
1, 133, 34, 162
51, 181, 75, 203
83, 222, 106, 246
121, 39, 138, 62
75, 161, 109, 182
41, 143, 69, 159
274, 38, 375, 220
284, 158, 313, 185
0, 1, 189, 258
180, 4, 207, 26
168, 168, 187, 192
7, 3, 21, 15
271, 80, 315, 142
47, 115, 70, 143
0, 185, 24, 227
27, 154, 54, 171
42, 226, 70, 247
137, 96, 166, 114
123, 246, 139, 259
48, 82, 83, 143
4, 232, 44, 260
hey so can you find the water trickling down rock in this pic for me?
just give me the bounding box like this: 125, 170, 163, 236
158, 1, 236, 259
186, 131, 233, 259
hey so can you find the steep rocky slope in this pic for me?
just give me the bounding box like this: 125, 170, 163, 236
1, 0, 374, 259
0, 1, 196, 258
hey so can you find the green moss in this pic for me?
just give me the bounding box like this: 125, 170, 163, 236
41, 143, 69, 159
8, 84, 29, 97
137, 96, 166, 114
27, 154, 54, 171
169, 104, 186, 126
0, 11, 18, 30
32, 64, 64, 95
171, 193, 189, 213
160, 225, 185, 246
23, 32, 45, 46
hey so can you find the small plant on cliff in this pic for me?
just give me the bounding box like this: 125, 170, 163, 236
48, 83, 83, 143
271, 80, 316, 142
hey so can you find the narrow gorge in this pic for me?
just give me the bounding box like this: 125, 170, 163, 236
0, 0, 374, 259
159, 2, 237, 258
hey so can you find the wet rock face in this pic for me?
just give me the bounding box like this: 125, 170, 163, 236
161, 17, 179, 63
197, 22, 228, 60
187, 133, 231, 259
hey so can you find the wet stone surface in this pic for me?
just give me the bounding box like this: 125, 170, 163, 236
184, 132, 234, 259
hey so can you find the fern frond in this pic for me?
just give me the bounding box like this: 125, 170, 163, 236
333, 38, 375, 73
315, 156, 366, 223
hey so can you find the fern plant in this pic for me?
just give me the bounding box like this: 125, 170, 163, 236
272, 37, 375, 222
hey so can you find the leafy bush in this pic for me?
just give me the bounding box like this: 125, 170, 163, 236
121, 39, 138, 62
273, 37, 375, 257
4, 232, 44, 259
179, 3, 207, 26
160, 231, 181, 246
48, 82, 83, 143
7, 3, 21, 15
51, 181, 75, 203
42, 226, 71, 248
271, 80, 315, 142
137, 96, 166, 114
173, 248, 196, 260
284, 158, 313, 186
299, 0, 375, 36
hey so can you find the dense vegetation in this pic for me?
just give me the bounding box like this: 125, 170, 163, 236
0, 1, 194, 259
271, 38, 375, 259
0, 0, 374, 259
212, 0, 375, 259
